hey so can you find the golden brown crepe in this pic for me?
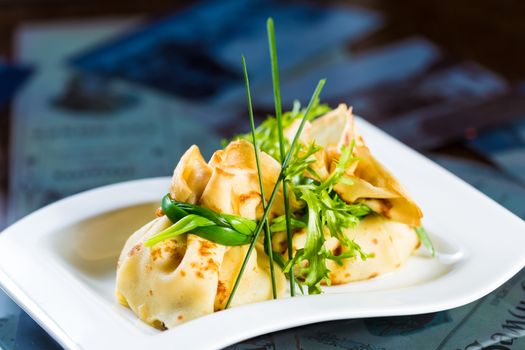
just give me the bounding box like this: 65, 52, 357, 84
169, 145, 212, 204
199, 140, 298, 220
290, 215, 419, 284
278, 104, 423, 282
116, 141, 287, 329
304, 104, 422, 227
282, 104, 422, 229
117, 105, 424, 328
116, 216, 285, 329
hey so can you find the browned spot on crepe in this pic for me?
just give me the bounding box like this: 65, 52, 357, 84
332, 243, 343, 256
150, 247, 162, 261
215, 281, 229, 310
199, 240, 216, 257
204, 258, 218, 272
128, 244, 142, 257
239, 191, 261, 203
163, 242, 176, 253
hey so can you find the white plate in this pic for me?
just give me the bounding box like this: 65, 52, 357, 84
0, 118, 524, 350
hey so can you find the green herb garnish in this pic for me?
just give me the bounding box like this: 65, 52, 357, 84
231, 100, 330, 163
242, 55, 277, 299
229, 97, 334, 224
224, 78, 326, 308
415, 226, 435, 256
146, 17, 435, 308
318, 142, 357, 191
145, 196, 256, 247
269, 215, 306, 232
286, 186, 371, 293
285, 142, 322, 183
267, 17, 297, 296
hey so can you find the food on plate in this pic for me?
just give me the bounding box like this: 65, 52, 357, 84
116, 142, 288, 329
115, 18, 433, 329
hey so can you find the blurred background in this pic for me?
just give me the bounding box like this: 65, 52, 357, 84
0, 0, 524, 349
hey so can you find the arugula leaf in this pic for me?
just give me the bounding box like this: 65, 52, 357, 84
318, 141, 357, 191
288, 184, 372, 293
231, 100, 331, 161
269, 215, 306, 232
285, 142, 322, 182
318, 190, 370, 261
297, 187, 331, 293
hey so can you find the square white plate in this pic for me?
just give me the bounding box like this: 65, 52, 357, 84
0, 118, 524, 350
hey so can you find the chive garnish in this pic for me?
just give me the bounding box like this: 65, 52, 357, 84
145, 18, 434, 304
148, 17, 389, 301
146, 196, 256, 247
225, 79, 325, 308
267, 17, 296, 297
242, 55, 277, 299
415, 226, 435, 257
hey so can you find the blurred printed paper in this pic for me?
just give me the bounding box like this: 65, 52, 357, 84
70, 0, 383, 102
9, 19, 223, 223
0, 60, 32, 108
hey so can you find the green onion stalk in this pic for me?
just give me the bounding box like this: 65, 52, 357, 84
242, 55, 277, 299
267, 17, 297, 297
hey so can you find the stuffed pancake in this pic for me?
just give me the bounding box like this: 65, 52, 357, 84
115, 18, 432, 329
116, 103, 428, 328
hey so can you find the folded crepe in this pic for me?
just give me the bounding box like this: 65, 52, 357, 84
309, 104, 422, 227
289, 215, 419, 285
278, 104, 422, 283
116, 141, 287, 329
116, 105, 424, 328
